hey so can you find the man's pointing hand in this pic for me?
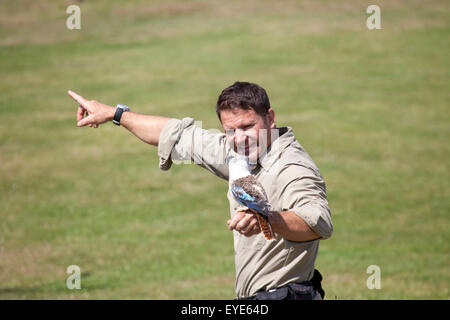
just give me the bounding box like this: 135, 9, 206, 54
68, 90, 115, 128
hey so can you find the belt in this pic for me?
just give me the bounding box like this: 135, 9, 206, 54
238, 269, 325, 301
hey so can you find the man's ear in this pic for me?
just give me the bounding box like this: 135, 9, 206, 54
267, 108, 276, 128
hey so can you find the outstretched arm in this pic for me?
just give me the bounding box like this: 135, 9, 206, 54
68, 90, 170, 146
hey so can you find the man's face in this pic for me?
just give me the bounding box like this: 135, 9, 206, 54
220, 107, 275, 163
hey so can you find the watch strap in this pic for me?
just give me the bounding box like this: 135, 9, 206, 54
113, 104, 129, 126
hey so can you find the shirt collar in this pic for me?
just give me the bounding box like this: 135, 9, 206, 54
257, 127, 294, 171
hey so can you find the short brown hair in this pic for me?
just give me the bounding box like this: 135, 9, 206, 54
216, 82, 271, 121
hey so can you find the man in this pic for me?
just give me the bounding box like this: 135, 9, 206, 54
68, 81, 333, 300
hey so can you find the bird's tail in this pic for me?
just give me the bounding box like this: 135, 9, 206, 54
255, 212, 275, 240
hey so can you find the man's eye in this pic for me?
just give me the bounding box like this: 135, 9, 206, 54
225, 130, 235, 136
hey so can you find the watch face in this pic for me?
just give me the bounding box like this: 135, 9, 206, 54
117, 104, 130, 111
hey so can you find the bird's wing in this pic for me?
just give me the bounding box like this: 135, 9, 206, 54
231, 184, 271, 217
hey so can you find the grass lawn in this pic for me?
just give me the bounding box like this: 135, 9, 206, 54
0, 0, 448, 299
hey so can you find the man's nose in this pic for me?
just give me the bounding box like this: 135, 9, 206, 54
235, 129, 248, 143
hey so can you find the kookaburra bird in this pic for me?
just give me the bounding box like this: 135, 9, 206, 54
228, 155, 275, 240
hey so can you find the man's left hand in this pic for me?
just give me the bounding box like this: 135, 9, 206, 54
227, 210, 261, 237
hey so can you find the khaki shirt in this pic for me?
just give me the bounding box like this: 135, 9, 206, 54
158, 117, 333, 298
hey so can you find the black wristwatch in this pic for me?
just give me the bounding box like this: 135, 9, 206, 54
113, 104, 130, 126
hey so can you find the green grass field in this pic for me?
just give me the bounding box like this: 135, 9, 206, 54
0, 0, 449, 299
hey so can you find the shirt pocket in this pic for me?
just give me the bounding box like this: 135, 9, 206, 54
231, 201, 266, 251
236, 232, 266, 251
282, 239, 318, 267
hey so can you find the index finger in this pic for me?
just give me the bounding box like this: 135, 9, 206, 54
68, 90, 88, 107
228, 210, 249, 230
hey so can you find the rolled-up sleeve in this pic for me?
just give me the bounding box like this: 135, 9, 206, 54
157, 117, 230, 180
278, 163, 333, 239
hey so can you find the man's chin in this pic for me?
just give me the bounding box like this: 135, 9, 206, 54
246, 150, 259, 166
235, 146, 260, 164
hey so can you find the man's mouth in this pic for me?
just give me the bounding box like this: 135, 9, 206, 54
245, 144, 258, 157
235, 140, 257, 157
